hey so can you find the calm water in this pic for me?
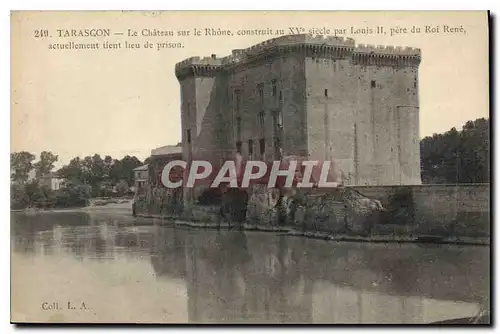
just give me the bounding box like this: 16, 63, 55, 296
11, 210, 490, 324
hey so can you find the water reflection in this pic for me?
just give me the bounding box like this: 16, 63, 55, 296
11, 211, 489, 324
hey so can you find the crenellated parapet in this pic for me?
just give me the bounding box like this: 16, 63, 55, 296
355, 44, 421, 56
220, 34, 356, 68
175, 56, 224, 80
353, 44, 421, 67
175, 34, 422, 79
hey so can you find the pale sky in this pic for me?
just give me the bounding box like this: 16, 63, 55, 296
11, 11, 489, 167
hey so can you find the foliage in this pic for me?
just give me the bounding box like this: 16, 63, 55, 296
55, 181, 92, 208
383, 187, 415, 225
11, 150, 145, 208
115, 180, 130, 197
33, 151, 58, 177
11, 183, 29, 210
10, 151, 36, 183
58, 154, 143, 195
10, 180, 91, 209
420, 118, 490, 184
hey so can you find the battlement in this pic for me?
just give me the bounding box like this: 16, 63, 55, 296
175, 34, 357, 72
175, 34, 420, 77
355, 44, 421, 56
175, 56, 223, 69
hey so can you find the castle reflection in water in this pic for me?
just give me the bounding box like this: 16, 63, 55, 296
11, 211, 489, 324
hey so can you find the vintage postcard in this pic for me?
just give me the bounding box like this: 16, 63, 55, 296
10, 11, 490, 324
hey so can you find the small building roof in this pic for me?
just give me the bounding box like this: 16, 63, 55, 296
39, 171, 65, 179
133, 164, 149, 171
151, 145, 182, 156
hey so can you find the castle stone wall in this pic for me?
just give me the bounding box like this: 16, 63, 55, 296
175, 34, 422, 189
305, 56, 356, 180
226, 53, 308, 160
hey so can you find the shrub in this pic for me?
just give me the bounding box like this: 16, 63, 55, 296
384, 187, 415, 225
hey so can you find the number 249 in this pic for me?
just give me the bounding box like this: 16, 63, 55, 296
34, 30, 49, 38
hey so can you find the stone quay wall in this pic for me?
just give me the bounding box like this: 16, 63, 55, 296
135, 183, 490, 245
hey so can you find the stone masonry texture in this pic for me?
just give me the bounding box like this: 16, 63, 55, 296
175, 34, 422, 206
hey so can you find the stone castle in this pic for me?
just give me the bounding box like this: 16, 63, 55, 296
175, 34, 422, 202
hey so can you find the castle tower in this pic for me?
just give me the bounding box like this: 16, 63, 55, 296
351, 45, 421, 185
302, 36, 357, 183
175, 34, 423, 189
175, 55, 226, 204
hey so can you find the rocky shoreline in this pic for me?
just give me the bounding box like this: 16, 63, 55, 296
133, 212, 490, 246
131, 183, 490, 247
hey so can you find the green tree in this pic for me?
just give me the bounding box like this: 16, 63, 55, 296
33, 151, 58, 177
420, 118, 490, 184
57, 154, 143, 196
11, 183, 29, 209
103, 155, 113, 178
110, 156, 142, 185
58, 157, 82, 181
56, 180, 92, 207
10, 151, 36, 184
115, 180, 130, 197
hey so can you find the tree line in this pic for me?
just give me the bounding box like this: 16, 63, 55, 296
10, 152, 145, 209
10, 117, 489, 209
420, 117, 490, 184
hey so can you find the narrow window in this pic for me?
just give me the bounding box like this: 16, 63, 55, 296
236, 116, 242, 138
186, 129, 191, 143
248, 139, 253, 155
234, 89, 241, 117
371, 80, 376, 88
324, 89, 328, 97
258, 111, 265, 129
257, 83, 264, 104
277, 110, 283, 127
279, 91, 283, 104
236, 141, 242, 154
259, 138, 266, 155
186, 102, 190, 117
272, 79, 278, 97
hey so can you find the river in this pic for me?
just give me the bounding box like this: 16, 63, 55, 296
11, 210, 490, 324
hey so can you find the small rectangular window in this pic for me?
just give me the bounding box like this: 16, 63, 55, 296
236, 141, 242, 153
259, 138, 265, 155
272, 79, 278, 97
371, 80, 376, 88
324, 89, 328, 97
186, 129, 191, 143
248, 139, 253, 155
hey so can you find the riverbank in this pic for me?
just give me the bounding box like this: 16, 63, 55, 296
11, 196, 488, 246
11, 198, 133, 213
134, 213, 490, 246
132, 183, 490, 246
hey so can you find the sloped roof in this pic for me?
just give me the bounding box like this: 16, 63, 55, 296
151, 145, 182, 156
133, 164, 149, 171
39, 171, 65, 179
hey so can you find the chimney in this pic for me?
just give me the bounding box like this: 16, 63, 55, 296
211, 54, 216, 59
